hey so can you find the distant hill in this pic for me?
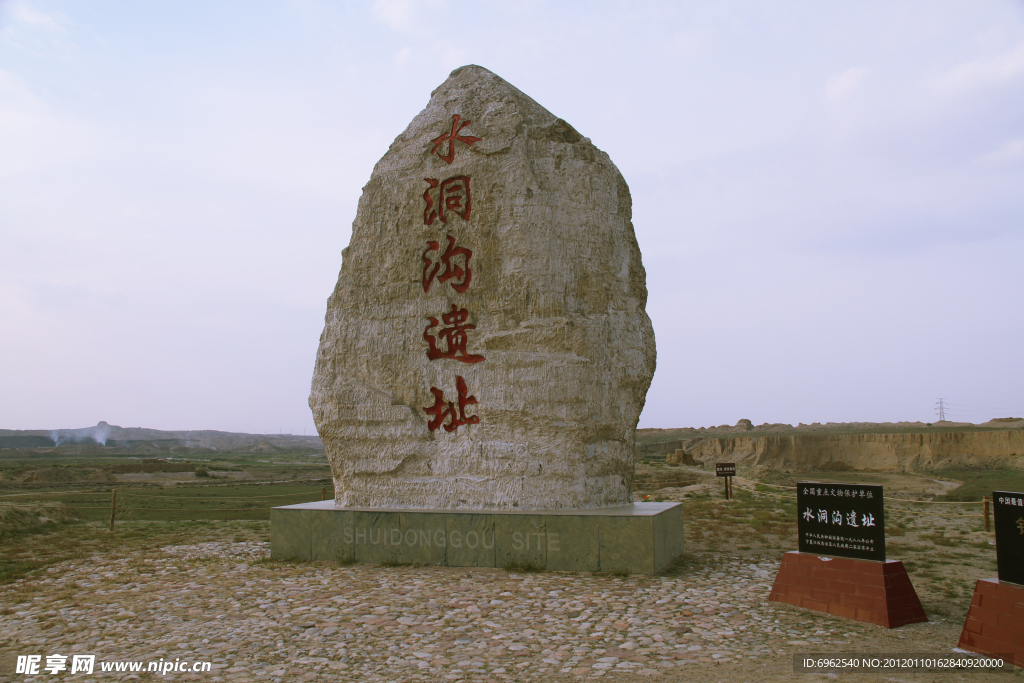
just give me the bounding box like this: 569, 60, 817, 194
636, 418, 1024, 471
638, 417, 1024, 443
0, 422, 323, 454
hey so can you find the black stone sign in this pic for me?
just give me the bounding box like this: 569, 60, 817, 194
797, 482, 885, 562
993, 490, 1024, 586
716, 463, 736, 477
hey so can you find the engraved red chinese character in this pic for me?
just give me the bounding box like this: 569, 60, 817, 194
424, 375, 480, 432
430, 114, 481, 164
423, 176, 471, 225
422, 234, 472, 293
424, 304, 485, 363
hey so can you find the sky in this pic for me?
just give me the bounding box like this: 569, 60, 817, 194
2, 0, 1023, 434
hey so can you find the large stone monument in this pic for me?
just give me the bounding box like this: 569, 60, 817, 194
272, 65, 681, 573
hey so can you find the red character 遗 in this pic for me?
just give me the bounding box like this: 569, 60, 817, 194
430, 114, 481, 164
424, 375, 479, 432
423, 176, 471, 225
422, 235, 472, 293
424, 304, 485, 363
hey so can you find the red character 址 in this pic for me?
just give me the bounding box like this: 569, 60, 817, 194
424, 376, 480, 432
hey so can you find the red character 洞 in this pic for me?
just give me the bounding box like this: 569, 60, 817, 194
423, 176, 472, 225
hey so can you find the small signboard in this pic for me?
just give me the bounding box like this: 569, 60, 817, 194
993, 490, 1024, 586
797, 482, 885, 562
716, 463, 736, 477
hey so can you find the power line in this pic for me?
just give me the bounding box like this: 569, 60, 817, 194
945, 407, 1024, 415
933, 397, 1024, 421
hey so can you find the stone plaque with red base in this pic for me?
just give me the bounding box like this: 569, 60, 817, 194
769, 551, 928, 628
957, 491, 1024, 664
957, 579, 1023, 665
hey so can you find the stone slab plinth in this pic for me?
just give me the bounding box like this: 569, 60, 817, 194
271, 501, 683, 574
768, 551, 927, 628
958, 578, 1024, 665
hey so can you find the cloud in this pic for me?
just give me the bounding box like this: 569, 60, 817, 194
660, 30, 703, 58
0, 67, 37, 106
2, 0, 62, 32
393, 45, 413, 66
430, 39, 467, 71
978, 137, 1024, 167
826, 67, 866, 100
0, 69, 98, 180
0, 0, 65, 42
371, 0, 444, 35
938, 43, 1024, 92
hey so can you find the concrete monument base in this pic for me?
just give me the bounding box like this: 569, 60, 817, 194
271, 501, 683, 574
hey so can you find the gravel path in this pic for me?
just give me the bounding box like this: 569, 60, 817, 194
1, 542, 879, 681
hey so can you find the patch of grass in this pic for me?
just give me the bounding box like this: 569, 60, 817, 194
0, 518, 95, 583
503, 561, 542, 573
0, 519, 65, 543
919, 531, 957, 546
931, 469, 1024, 502
0, 558, 46, 583
1, 519, 269, 585
253, 557, 304, 567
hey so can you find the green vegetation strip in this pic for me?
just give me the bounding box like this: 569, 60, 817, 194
117, 507, 274, 512
117, 491, 322, 500
0, 491, 109, 497
928, 469, 1024, 502
888, 508, 981, 518
0, 484, 332, 522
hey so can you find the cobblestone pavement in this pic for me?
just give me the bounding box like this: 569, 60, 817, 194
1, 542, 881, 682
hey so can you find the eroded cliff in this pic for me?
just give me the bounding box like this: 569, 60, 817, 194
665, 429, 1024, 471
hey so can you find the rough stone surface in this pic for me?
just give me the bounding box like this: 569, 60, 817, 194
0, 543, 870, 682
310, 65, 655, 510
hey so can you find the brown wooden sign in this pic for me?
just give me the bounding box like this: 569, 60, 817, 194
716, 463, 736, 500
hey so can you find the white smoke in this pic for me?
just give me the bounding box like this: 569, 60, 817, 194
91, 421, 112, 446
51, 421, 113, 446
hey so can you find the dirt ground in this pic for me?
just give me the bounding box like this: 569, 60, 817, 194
0, 466, 1018, 682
